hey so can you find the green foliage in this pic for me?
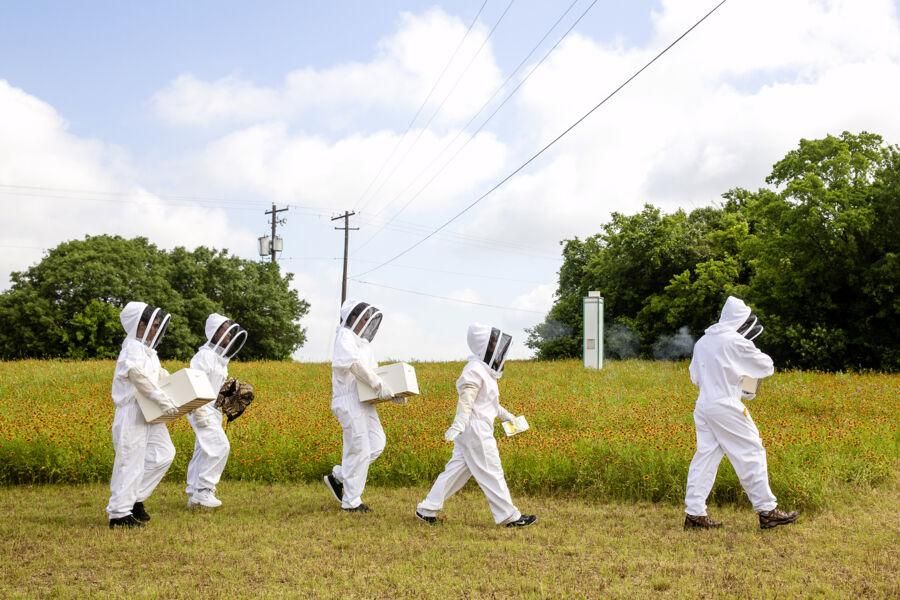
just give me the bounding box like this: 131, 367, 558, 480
527, 131, 900, 371
0, 236, 309, 360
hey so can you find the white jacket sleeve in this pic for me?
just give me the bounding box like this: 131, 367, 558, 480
350, 361, 393, 400
445, 383, 479, 441
127, 368, 177, 413
735, 340, 775, 379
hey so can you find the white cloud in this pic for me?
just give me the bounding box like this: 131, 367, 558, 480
151, 8, 503, 129
0, 80, 258, 289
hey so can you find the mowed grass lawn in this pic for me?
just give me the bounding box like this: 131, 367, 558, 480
0, 481, 897, 599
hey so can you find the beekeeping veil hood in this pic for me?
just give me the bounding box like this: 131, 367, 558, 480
339, 298, 382, 343
707, 296, 764, 340
120, 301, 170, 350
467, 323, 512, 379
205, 313, 248, 359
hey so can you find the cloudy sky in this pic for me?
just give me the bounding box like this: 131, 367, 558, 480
2, 0, 899, 361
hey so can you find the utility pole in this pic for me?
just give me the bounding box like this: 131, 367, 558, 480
264, 204, 289, 263
332, 210, 358, 303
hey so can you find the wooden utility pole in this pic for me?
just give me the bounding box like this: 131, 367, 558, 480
332, 211, 358, 303
265, 204, 289, 263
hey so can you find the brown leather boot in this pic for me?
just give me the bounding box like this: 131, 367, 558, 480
684, 514, 723, 529
758, 507, 798, 529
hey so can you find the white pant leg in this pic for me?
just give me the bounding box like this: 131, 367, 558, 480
417, 443, 472, 517
135, 421, 175, 503
186, 409, 230, 493
685, 409, 725, 516
460, 422, 521, 525
331, 396, 379, 509
706, 403, 777, 512
107, 402, 149, 519
366, 406, 386, 463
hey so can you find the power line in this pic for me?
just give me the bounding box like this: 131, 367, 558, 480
353, 0, 730, 278
353, 0, 490, 212
356, 0, 518, 214
352, 0, 594, 253
351, 278, 547, 314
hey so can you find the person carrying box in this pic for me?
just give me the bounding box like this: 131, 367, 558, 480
185, 313, 247, 509
324, 299, 403, 513
106, 302, 177, 529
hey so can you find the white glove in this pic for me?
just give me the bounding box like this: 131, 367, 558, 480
444, 426, 462, 443
192, 407, 215, 427
444, 383, 478, 442
129, 369, 178, 416
377, 381, 394, 401
150, 390, 178, 417
350, 362, 393, 400
498, 405, 515, 423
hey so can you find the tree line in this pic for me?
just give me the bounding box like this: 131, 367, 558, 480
526, 132, 899, 371
0, 236, 309, 360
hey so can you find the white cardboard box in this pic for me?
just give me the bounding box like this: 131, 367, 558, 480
502, 415, 530, 437
357, 362, 419, 403
136, 368, 217, 424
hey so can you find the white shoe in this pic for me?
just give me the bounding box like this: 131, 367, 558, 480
189, 488, 222, 509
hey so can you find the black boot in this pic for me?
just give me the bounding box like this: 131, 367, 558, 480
132, 501, 151, 522
684, 514, 723, 529
323, 473, 344, 504
109, 514, 145, 529
758, 507, 798, 529
342, 503, 371, 513
415, 510, 438, 524
505, 515, 537, 528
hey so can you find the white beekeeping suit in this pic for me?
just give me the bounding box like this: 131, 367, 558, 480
323, 299, 395, 512
416, 324, 536, 527
106, 301, 178, 528
185, 313, 247, 509
684, 296, 798, 530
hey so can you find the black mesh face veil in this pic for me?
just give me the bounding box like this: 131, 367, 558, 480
737, 313, 764, 341
211, 320, 248, 359
491, 332, 512, 372
342, 302, 370, 328
344, 302, 382, 342
483, 328, 513, 373
138, 305, 170, 349
360, 311, 382, 342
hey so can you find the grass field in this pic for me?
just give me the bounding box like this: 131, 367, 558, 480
0, 480, 897, 599
0, 360, 897, 511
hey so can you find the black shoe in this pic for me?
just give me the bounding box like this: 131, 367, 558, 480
505, 514, 537, 528
323, 474, 343, 504
684, 514, 723, 530
758, 507, 798, 529
109, 514, 145, 529
342, 503, 371, 513
132, 501, 150, 522
415, 510, 438, 525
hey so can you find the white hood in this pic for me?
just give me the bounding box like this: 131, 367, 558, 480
705, 296, 752, 335
120, 301, 147, 340
467, 323, 512, 379
205, 313, 230, 341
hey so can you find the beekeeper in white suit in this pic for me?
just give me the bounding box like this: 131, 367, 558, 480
106, 301, 178, 529
185, 313, 248, 509
684, 296, 799, 530
415, 324, 537, 527
324, 299, 400, 513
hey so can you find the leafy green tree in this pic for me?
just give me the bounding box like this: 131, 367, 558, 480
527, 131, 899, 371
0, 235, 309, 360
